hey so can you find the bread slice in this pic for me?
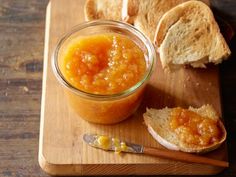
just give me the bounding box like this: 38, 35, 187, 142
122, 0, 209, 41
84, 0, 123, 21
143, 105, 226, 153
154, 0, 231, 70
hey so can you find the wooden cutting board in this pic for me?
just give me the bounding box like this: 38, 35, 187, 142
39, 0, 228, 175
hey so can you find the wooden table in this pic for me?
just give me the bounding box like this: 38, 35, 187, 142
0, 0, 236, 176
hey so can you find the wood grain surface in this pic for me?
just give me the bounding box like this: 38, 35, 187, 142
39, 0, 227, 175
0, 0, 236, 177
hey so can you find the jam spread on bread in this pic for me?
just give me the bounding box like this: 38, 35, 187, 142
170, 108, 222, 146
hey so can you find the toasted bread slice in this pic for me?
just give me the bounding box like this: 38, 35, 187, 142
143, 105, 226, 153
122, 0, 208, 41
84, 0, 123, 21
154, 0, 231, 70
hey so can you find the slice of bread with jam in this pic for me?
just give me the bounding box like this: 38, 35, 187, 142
143, 105, 226, 153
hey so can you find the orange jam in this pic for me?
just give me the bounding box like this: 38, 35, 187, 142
61, 33, 146, 94
170, 108, 222, 146
95, 135, 128, 153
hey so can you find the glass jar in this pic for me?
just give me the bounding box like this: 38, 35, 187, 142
52, 20, 156, 124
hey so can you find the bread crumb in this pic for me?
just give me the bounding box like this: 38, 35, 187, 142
196, 82, 200, 86
1, 69, 5, 75
23, 86, 29, 92
5, 92, 8, 96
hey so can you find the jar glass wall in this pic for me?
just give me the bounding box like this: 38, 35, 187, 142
52, 20, 156, 124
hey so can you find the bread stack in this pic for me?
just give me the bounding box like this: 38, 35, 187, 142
84, 0, 230, 71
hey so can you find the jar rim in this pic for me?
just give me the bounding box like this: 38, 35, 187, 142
52, 20, 156, 100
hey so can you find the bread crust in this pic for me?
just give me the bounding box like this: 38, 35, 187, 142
122, 0, 139, 23
84, 0, 123, 21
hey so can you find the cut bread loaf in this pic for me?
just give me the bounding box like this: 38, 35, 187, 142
84, 0, 123, 21
122, 0, 191, 41
154, 0, 231, 70
143, 105, 227, 153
